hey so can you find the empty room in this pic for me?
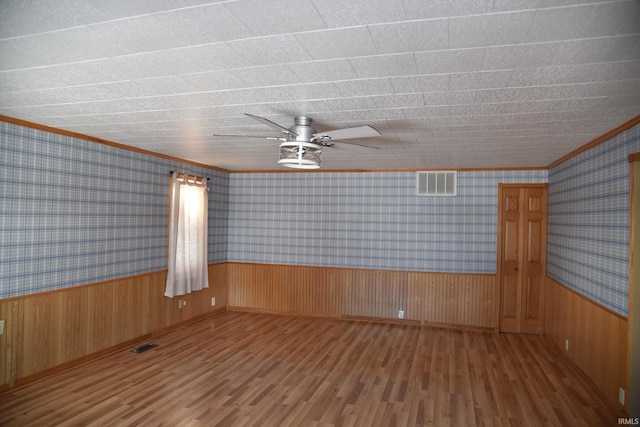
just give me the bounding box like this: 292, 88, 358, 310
1, 1, 639, 425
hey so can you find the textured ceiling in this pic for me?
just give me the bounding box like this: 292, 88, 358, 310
1, 0, 639, 171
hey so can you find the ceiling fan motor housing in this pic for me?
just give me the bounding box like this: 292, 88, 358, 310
291, 117, 316, 142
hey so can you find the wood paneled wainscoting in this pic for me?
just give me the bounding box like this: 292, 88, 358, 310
544, 276, 629, 414
227, 262, 498, 331
0, 263, 228, 390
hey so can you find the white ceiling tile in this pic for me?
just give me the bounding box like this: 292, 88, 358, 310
403, 106, 450, 118
507, 66, 577, 87
348, 54, 418, 78
35, 81, 150, 105
415, 49, 485, 74
482, 43, 561, 70
89, 0, 192, 19
449, 11, 535, 48
287, 59, 359, 83
371, 94, 424, 108
229, 34, 313, 66
295, 27, 378, 60
605, 80, 640, 96
368, 19, 448, 54
282, 82, 344, 102
526, 1, 640, 42
57, 100, 136, 118
357, 108, 406, 121
0, 65, 94, 91
92, 15, 191, 55
153, 3, 255, 44
558, 107, 640, 121
0, 11, 191, 68
476, 81, 640, 104
209, 115, 262, 128
455, 97, 606, 116
44, 115, 113, 127
179, 71, 250, 92
159, 43, 253, 73
493, 0, 620, 11
0, 91, 44, 108
65, 45, 241, 84
311, 96, 378, 112
207, 105, 265, 119
0, 0, 103, 38
334, 79, 395, 97
508, 62, 640, 87
403, 0, 494, 19
209, 86, 286, 105
599, 94, 640, 109
232, 65, 302, 87
0, 105, 69, 120
126, 76, 199, 96
549, 35, 640, 65
422, 91, 477, 106
224, 0, 327, 36
60, 55, 171, 82
266, 100, 333, 117
450, 71, 512, 91
0, 29, 122, 70
389, 75, 450, 94
475, 87, 550, 104
312, 0, 406, 27
0, 89, 80, 108
286, 99, 336, 113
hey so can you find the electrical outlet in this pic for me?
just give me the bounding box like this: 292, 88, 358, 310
211, 297, 216, 306
398, 310, 405, 319
0, 320, 5, 335
619, 387, 625, 405
178, 300, 187, 309
564, 338, 569, 351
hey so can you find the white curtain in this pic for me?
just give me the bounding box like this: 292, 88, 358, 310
165, 173, 209, 298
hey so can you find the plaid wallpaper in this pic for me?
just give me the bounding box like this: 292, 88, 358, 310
7, 117, 635, 317
228, 170, 548, 273
0, 121, 228, 299
548, 123, 640, 317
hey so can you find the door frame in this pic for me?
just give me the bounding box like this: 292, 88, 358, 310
496, 183, 549, 333
628, 153, 640, 415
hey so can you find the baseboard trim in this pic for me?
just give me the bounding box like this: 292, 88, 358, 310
227, 305, 497, 333
11, 334, 150, 389
2, 307, 227, 393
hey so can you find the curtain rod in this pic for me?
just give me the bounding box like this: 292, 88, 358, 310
169, 170, 210, 181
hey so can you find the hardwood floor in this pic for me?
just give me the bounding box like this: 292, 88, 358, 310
0, 311, 619, 426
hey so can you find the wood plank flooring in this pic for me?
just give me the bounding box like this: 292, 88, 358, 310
0, 311, 619, 426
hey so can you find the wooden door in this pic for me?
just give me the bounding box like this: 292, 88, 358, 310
498, 184, 547, 334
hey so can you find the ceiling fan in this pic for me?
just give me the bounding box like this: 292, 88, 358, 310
213, 113, 381, 169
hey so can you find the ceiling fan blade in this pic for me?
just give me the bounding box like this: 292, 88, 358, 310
313, 125, 380, 141
335, 140, 380, 149
212, 133, 283, 141
244, 113, 298, 136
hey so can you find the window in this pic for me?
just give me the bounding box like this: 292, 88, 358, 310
165, 172, 209, 298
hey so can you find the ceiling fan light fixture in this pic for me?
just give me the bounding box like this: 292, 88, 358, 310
277, 141, 322, 169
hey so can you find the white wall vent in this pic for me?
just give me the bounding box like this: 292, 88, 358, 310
416, 171, 457, 196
